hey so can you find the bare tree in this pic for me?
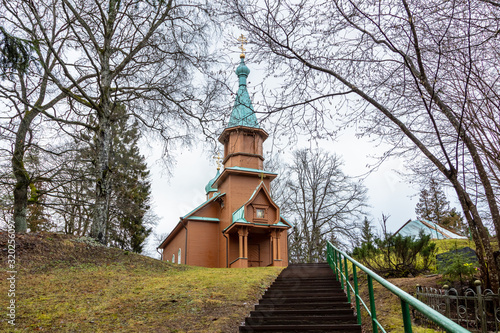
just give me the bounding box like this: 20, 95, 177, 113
283, 149, 367, 262
225, 0, 500, 288
1, 0, 223, 242
0, 0, 74, 232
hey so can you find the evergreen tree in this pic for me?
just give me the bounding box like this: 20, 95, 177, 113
442, 208, 467, 236
105, 107, 153, 253
415, 179, 450, 225
415, 178, 465, 234
0, 26, 32, 75
360, 216, 374, 245
53, 106, 153, 252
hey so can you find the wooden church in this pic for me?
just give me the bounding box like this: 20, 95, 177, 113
158, 50, 291, 268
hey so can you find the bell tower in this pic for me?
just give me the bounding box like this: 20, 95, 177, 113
218, 39, 268, 170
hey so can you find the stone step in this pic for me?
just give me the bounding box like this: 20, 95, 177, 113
259, 296, 349, 304
271, 279, 340, 283
239, 263, 361, 333
249, 309, 355, 317
240, 323, 362, 332
255, 302, 352, 310
262, 290, 347, 301
245, 314, 357, 325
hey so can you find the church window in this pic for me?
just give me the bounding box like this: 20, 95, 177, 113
178, 248, 182, 264
253, 204, 268, 221
172, 254, 175, 263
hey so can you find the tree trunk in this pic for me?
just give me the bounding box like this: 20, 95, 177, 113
90, 117, 112, 244
450, 175, 498, 289
12, 109, 39, 232
13, 174, 28, 233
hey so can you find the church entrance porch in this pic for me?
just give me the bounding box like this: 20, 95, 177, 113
226, 225, 286, 268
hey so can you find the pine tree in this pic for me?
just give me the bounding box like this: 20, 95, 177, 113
415, 179, 465, 234
105, 107, 153, 253
442, 208, 467, 236
360, 216, 374, 245
415, 179, 451, 225
55, 106, 154, 252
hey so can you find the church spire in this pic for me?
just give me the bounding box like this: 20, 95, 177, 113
218, 35, 268, 170
227, 36, 260, 129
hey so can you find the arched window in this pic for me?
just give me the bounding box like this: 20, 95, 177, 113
172, 254, 175, 263
178, 248, 182, 264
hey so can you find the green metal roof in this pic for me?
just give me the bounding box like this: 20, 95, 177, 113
181, 192, 225, 219
204, 169, 220, 194
280, 215, 292, 226
223, 219, 290, 233
186, 216, 220, 222
232, 205, 249, 223
227, 58, 260, 129
225, 166, 277, 175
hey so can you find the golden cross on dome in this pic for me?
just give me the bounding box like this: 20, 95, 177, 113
213, 152, 222, 170
237, 34, 248, 58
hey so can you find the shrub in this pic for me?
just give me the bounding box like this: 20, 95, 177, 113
352, 231, 436, 278
438, 244, 478, 286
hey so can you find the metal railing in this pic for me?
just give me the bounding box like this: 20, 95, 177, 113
327, 241, 471, 332
416, 283, 499, 332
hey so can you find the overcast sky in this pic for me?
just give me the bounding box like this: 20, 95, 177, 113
144, 127, 421, 251
141, 52, 453, 256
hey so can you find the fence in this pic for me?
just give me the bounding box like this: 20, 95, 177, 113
415, 282, 500, 332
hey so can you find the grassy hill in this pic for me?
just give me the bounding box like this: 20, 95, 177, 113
0, 232, 281, 332
1, 233, 490, 332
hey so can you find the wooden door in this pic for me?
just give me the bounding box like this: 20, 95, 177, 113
248, 244, 261, 267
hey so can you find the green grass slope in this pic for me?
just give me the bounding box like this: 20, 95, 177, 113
0, 232, 281, 332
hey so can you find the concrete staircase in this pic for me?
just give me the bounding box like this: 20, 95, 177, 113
239, 263, 361, 333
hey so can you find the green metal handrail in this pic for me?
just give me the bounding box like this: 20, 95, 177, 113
326, 241, 470, 333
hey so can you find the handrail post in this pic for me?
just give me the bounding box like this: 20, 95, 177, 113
401, 298, 413, 332
368, 275, 378, 333
333, 248, 339, 281
339, 252, 344, 290
327, 243, 332, 267
344, 256, 351, 303
352, 263, 362, 325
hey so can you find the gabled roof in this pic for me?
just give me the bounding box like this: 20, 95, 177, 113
223, 182, 290, 233
279, 215, 293, 228
158, 192, 225, 249
242, 181, 278, 221
181, 192, 225, 220
394, 219, 467, 240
